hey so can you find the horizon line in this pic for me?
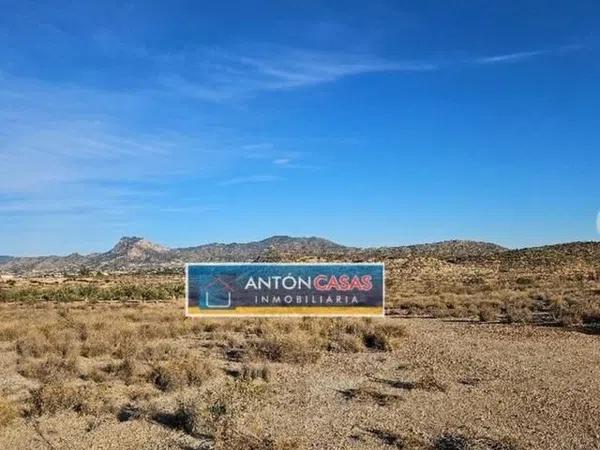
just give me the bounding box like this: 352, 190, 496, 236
2, 235, 600, 259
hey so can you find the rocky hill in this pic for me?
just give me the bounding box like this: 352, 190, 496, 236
368, 240, 507, 260
464, 241, 600, 271
1, 236, 599, 277
0, 235, 510, 274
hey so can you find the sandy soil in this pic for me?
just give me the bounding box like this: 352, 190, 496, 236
0, 316, 599, 449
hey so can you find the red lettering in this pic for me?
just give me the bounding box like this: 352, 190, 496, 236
338, 275, 350, 290
361, 275, 373, 291
349, 275, 363, 290
326, 275, 340, 290
314, 275, 328, 291
314, 274, 374, 291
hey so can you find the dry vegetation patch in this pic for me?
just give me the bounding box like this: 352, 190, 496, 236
0, 398, 19, 427
0, 295, 413, 448
0, 271, 598, 448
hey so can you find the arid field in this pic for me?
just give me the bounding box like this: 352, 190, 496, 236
0, 280, 599, 449
0, 241, 599, 450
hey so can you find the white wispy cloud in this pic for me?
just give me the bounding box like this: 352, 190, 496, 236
476, 50, 547, 64
154, 45, 438, 101
475, 44, 583, 65
0, 34, 585, 228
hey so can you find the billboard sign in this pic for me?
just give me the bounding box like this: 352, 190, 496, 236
186, 263, 384, 317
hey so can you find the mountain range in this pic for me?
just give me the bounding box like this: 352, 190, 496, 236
0, 235, 598, 274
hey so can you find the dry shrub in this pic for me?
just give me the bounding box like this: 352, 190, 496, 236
127, 384, 158, 402
352, 321, 404, 352
239, 364, 271, 382
139, 341, 178, 362
550, 298, 600, 327
15, 326, 80, 359
149, 353, 214, 392
362, 329, 393, 351
504, 305, 533, 324
0, 399, 19, 427
374, 322, 406, 338
251, 332, 320, 365
552, 304, 582, 326
72, 321, 89, 341
29, 382, 109, 416
80, 330, 113, 357
582, 305, 600, 325
316, 319, 405, 353
86, 367, 110, 383
112, 327, 139, 359
103, 357, 140, 384
18, 354, 79, 382
326, 333, 363, 353
478, 304, 497, 322
47, 329, 80, 359
164, 380, 268, 439
0, 326, 18, 342
15, 331, 49, 358
170, 395, 205, 436
137, 322, 172, 340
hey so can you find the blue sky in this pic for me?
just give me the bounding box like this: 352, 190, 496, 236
1, 1, 599, 255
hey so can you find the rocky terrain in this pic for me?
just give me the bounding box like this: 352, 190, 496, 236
0, 235, 509, 274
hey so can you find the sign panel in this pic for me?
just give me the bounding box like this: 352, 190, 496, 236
186, 263, 384, 317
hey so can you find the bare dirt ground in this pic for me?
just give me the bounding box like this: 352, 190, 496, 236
0, 301, 598, 449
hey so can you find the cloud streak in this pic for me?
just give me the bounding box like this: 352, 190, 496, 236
474, 44, 583, 65
475, 50, 547, 64
0, 35, 586, 229
155, 45, 438, 101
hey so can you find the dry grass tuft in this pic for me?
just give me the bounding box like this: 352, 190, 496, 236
29, 382, 110, 416
504, 305, 533, 324
149, 353, 214, 392
362, 329, 393, 351
18, 354, 79, 382
169, 395, 207, 436
478, 304, 497, 322
238, 364, 271, 382
0, 399, 19, 427
250, 332, 321, 365
15, 331, 49, 358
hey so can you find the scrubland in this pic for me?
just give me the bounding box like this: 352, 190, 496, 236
383, 256, 600, 329
0, 251, 599, 449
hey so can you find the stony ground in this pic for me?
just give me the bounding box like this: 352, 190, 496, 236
0, 301, 598, 449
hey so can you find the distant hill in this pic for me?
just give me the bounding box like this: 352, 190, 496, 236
172, 235, 348, 263
371, 240, 507, 259
1, 235, 596, 275
0, 235, 348, 274
465, 241, 600, 270
0, 256, 13, 264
